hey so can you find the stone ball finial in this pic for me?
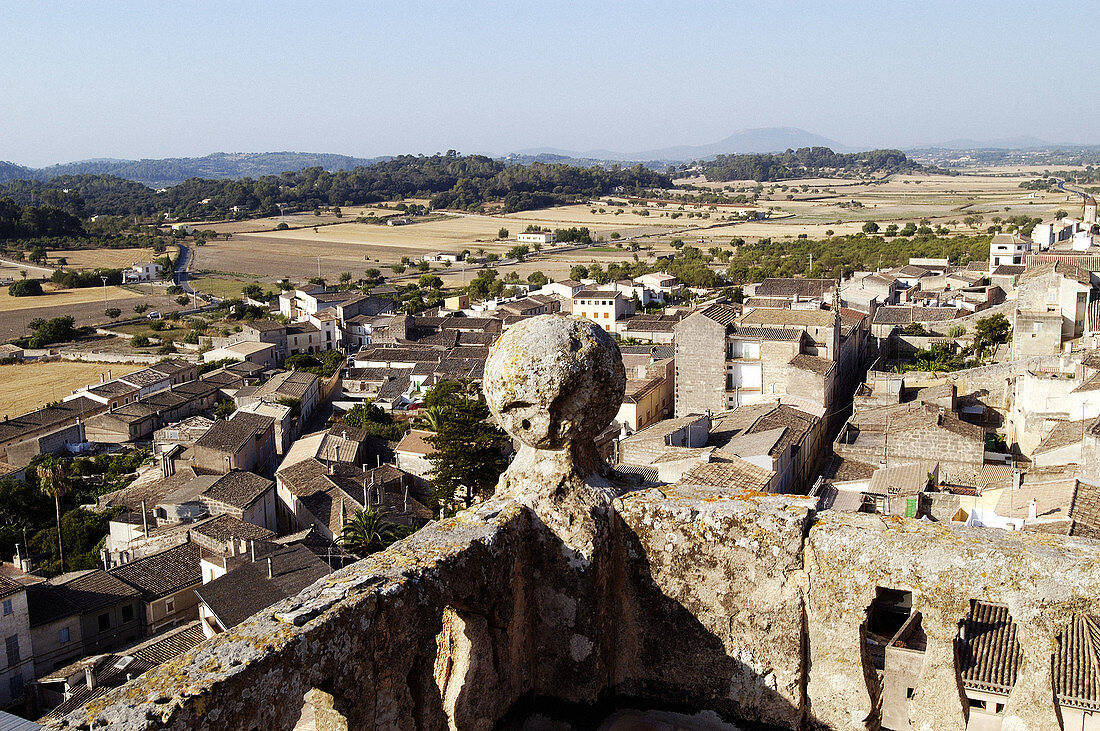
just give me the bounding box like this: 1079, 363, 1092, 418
484, 315, 625, 452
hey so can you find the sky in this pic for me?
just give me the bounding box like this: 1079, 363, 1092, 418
1, 0, 1094, 167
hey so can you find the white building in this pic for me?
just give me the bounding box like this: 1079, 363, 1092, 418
572, 289, 634, 332
123, 262, 163, 283
989, 233, 1031, 268
517, 231, 556, 246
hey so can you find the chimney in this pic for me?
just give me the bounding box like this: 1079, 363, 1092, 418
266, 557, 273, 580
1028, 499, 1038, 521
85, 666, 97, 690
250, 540, 256, 562
334, 444, 340, 465
107, 369, 112, 380
99, 373, 105, 384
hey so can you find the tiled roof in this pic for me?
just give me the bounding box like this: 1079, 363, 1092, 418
0, 575, 24, 601
957, 601, 1021, 693
1055, 614, 1100, 709
395, 429, 436, 457
48, 570, 139, 615
868, 462, 935, 496
109, 542, 201, 600
202, 471, 273, 509
729, 325, 804, 341
253, 370, 318, 401
189, 514, 275, 545
1035, 419, 1088, 454
0, 397, 102, 444
574, 289, 621, 299
1070, 480, 1100, 540
872, 305, 961, 325
40, 621, 206, 721
740, 307, 835, 327
789, 353, 834, 375
697, 303, 741, 326
194, 544, 332, 630
753, 278, 835, 298
996, 478, 1076, 521
194, 412, 274, 454
675, 454, 775, 493
991, 264, 1025, 276
1020, 260, 1094, 287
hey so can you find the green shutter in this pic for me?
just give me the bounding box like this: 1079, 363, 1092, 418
906, 498, 917, 518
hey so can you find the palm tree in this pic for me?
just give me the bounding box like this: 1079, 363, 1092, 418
37, 457, 70, 571
338, 507, 404, 557
418, 405, 449, 432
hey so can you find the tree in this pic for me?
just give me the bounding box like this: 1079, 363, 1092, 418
498, 227, 509, 239
425, 380, 509, 507
527, 271, 548, 287
8, 279, 43, 297
130, 334, 151, 347
418, 274, 443, 289
241, 283, 264, 299
134, 303, 148, 314
104, 307, 121, 319
861, 221, 880, 234
973, 313, 1011, 348
570, 265, 589, 280
338, 507, 405, 557
175, 294, 191, 306
36, 457, 70, 572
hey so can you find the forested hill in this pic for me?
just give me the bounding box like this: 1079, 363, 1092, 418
0, 161, 35, 184
0, 153, 671, 219
0, 152, 388, 187
695, 147, 935, 182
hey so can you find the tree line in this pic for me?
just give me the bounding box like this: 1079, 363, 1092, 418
0, 153, 672, 221
696, 147, 933, 182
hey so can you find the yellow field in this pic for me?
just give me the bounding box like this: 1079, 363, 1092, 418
47, 246, 178, 270
189, 206, 409, 235
0, 361, 144, 416
0, 284, 143, 312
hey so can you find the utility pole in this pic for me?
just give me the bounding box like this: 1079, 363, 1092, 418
100, 275, 108, 312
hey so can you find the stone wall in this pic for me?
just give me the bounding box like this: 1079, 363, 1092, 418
45, 490, 1100, 731
673, 313, 726, 416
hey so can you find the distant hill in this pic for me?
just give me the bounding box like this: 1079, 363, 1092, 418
2, 152, 389, 188
0, 161, 36, 184
512, 127, 849, 163
906, 135, 1055, 151
39, 152, 389, 187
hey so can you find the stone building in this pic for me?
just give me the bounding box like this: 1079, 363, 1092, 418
674, 304, 847, 418
1012, 261, 1095, 358
835, 401, 985, 485
108, 542, 202, 636
191, 413, 276, 478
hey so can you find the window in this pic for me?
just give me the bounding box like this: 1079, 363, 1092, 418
1, 599, 11, 616
59, 627, 69, 644
122, 605, 134, 624
5, 634, 18, 665
165, 597, 175, 614
8, 674, 22, 699
968, 698, 987, 710
97, 612, 111, 632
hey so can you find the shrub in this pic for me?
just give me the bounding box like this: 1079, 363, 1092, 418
175, 294, 191, 306
104, 308, 121, 319
130, 335, 151, 347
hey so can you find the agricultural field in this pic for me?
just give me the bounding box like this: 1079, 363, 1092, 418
176, 165, 1079, 293
0, 361, 143, 416
0, 283, 143, 312
0, 287, 187, 342
45, 246, 178, 271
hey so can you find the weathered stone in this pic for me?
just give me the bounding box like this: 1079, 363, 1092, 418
484, 314, 626, 558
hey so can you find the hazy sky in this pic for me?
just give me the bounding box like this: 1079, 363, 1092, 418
1, 1, 1092, 166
